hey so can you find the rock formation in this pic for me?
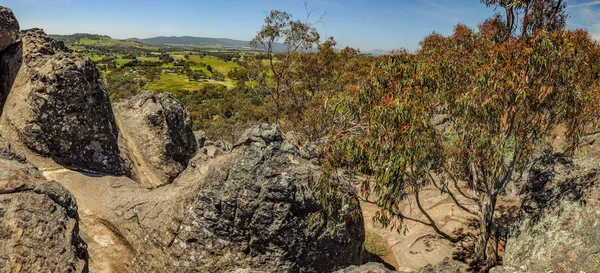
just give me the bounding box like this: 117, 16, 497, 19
0, 137, 88, 272
0, 7, 18, 53
0, 7, 19, 111
0, 28, 129, 175
114, 91, 197, 187
118, 124, 364, 272
501, 153, 600, 272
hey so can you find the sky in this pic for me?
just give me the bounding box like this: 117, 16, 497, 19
2, 0, 599, 52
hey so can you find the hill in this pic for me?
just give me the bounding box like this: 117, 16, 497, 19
49, 33, 154, 50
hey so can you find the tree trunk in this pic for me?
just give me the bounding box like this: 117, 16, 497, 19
473, 197, 498, 269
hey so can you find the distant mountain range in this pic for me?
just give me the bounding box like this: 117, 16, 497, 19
124, 36, 289, 51
127, 36, 390, 55
362, 49, 389, 56
50, 33, 390, 55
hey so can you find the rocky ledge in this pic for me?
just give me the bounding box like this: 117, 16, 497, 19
0, 137, 88, 272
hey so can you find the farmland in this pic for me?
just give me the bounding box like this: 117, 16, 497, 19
51, 34, 246, 93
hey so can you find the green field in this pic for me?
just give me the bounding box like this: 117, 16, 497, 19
187, 55, 239, 74
137, 56, 160, 62
146, 73, 206, 92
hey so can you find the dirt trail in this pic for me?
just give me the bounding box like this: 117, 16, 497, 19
33, 149, 225, 273
37, 160, 139, 273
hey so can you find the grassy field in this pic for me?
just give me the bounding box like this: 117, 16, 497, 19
137, 56, 160, 62
188, 55, 239, 74
146, 73, 206, 92
145, 73, 234, 92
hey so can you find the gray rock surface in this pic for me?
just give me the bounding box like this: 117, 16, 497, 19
198, 139, 232, 159
334, 263, 403, 273
488, 266, 528, 273
0, 6, 18, 53
0, 137, 87, 272
0, 28, 128, 175
114, 91, 197, 187
194, 130, 207, 148
502, 153, 600, 272
118, 124, 364, 272
0, 36, 21, 112
416, 258, 467, 273
299, 137, 326, 165
0, 6, 20, 112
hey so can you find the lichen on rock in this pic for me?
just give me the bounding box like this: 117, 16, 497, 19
0, 28, 129, 176
114, 91, 197, 186
502, 153, 600, 272
0, 137, 88, 272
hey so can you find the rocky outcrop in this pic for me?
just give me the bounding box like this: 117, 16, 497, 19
0, 7, 20, 111
0, 7, 18, 53
0, 137, 88, 272
0, 28, 128, 175
117, 124, 364, 272
193, 130, 232, 159
502, 153, 600, 273
114, 91, 197, 187
0, 36, 20, 112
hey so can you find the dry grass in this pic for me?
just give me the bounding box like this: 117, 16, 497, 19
363, 231, 388, 257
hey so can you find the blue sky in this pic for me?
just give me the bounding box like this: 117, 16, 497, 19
2, 0, 599, 51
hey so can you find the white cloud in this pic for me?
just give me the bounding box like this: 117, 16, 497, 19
569, 1, 600, 8
568, 5, 600, 40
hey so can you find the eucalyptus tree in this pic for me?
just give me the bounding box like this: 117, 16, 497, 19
321, 16, 600, 271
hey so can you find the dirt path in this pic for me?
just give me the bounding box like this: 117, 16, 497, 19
39, 161, 139, 273
34, 150, 226, 273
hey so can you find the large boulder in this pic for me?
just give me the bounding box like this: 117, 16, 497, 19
0, 6, 18, 53
114, 91, 197, 187
120, 124, 364, 272
0, 137, 88, 272
502, 153, 600, 273
0, 6, 20, 111
0, 28, 128, 175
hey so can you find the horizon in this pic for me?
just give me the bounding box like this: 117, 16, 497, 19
3, 0, 600, 52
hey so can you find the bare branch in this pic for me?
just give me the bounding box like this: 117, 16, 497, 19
414, 190, 460, 243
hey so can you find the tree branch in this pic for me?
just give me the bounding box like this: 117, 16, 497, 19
415, 190, 460, 243
427, 172, 478, 216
